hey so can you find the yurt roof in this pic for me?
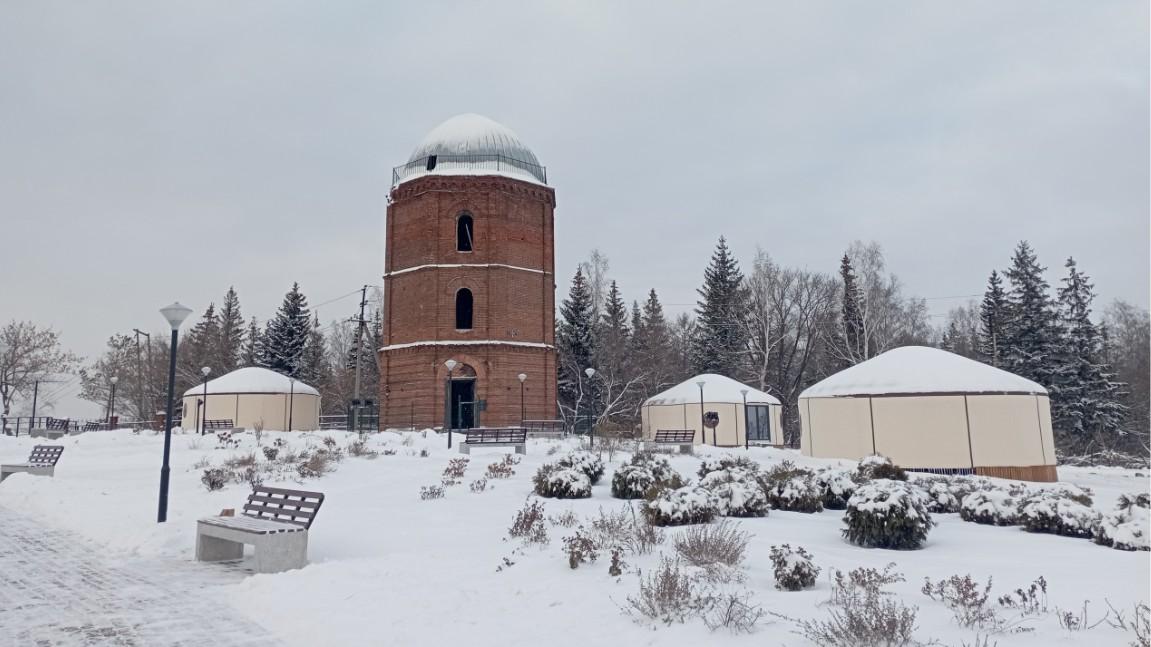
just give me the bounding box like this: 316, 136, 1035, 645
644, 374, 780, 406
182, 367, 320, 397
799, 346, 1047, 399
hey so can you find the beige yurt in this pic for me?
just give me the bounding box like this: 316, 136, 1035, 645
799, 346, 1057, 482
181, 367, 321, 432
641, 374, 783, 447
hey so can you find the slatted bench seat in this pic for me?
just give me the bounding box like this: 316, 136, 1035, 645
80, 422, 103, 433
459, 427, 527, 455
196, 486, 324, 574
30, 417, 69, 439
1, 445, 65, 482
643, 429, 696, 454
204, 419, 239, 432
523, 419, 565, 438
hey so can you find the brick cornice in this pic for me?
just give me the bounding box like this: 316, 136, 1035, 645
390, 174, 556, 207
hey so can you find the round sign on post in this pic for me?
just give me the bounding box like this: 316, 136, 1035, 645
703, 411, 720, 445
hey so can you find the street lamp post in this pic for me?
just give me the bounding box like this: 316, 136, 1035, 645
157, 301, 193, 524
444, 359, 458, 448
740, 389, 749, 450
584, 367, 597, 448
695, 380, 707, 445
199, 367, 211, 435
108, 376, 119, 429
517, 373, 527, 426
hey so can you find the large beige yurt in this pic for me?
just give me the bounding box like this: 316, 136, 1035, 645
181, 367, 321, 432
641, 374, 783, 447
799, 346, 1057, 482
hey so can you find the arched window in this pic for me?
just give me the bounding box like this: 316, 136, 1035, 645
457, 214, 474, 252
455, 288, 473, 330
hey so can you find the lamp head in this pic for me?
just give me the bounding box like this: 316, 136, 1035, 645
444, 359, 458, 371
110, 376, 119, 385
201, 366, 211, 377
159, 302, 194, 330
695, 380, 706, 389
517, 373, 527, 383
584, 368, 596, 378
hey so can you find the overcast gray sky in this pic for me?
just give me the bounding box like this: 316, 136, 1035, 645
2, 1, 1147, 415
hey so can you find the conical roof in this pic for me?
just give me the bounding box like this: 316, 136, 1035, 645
644, 374, 780, 406
182, 367, 320, 397
799, 346, 1047, 399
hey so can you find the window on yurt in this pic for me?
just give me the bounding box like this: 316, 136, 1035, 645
457, 214, 474, 252
455, 289, 474, 330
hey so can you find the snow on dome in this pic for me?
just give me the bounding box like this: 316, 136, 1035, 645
799, 346, 1047, 399
392, 113, 547, 186
182, 367, 319, 398
644, 374, 780, 407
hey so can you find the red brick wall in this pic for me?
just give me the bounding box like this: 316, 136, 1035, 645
380, 174, 557, 428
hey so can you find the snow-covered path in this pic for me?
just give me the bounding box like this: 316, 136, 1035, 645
0, 505, 280, 647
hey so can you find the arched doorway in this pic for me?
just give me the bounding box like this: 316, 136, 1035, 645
448, 363, 478, 429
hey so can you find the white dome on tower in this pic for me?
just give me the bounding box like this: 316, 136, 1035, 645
393, 113, 547, 186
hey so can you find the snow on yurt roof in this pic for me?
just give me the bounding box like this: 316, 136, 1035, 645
182, 367, 320, 397
644, 374, 781, 407
393, 113, 547, 186
799, 346, 1047, 399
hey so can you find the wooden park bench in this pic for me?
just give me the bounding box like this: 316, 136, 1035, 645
1, 445, 65, 482
204, 419, 239, 432
195, 486, 325, 574
522, 419, 565, 438
459, 427, 527, 455
643, 429, 696, 455
30, 417, 70, 439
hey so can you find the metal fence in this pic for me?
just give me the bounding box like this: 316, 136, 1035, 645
0, 416, 157, 436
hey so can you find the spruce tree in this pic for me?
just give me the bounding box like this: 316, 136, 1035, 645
1054, 258, 1128, 453
557, 269, 597, 422
597, 280, 630, 373
260, 283, 312, 379
241, 317, 261, 367
635, 289, 675, 390
182, 304, 219, 377
215, 287, 244, 373
1002, 241, 1059, 389
691, 237, 748, 376
300, 314, 331, 391
838, 253, 865, 365
978, 270, 1008, 367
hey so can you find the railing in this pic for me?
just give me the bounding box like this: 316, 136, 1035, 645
0, 416, 156, 436
392, 153, 547, 186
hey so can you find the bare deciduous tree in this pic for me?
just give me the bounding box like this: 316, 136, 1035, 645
0, 321, 79, 422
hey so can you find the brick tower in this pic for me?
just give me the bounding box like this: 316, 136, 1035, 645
380, 114, 557, 430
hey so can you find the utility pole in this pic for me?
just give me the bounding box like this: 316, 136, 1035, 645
133, 329, 151, 422
351, 285, 369, 431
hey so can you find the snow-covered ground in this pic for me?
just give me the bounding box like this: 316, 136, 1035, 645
1, 429, 1147, 646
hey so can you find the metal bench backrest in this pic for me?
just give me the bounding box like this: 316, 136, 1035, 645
205, 419, 235, 429
46, 418, 69, 431
243, 486, 325, 530
81, 422, 101, 432
465, 427, 527, 444
654, 429, 696, 443
523, 420, 564, 434
29, 445, 65, 466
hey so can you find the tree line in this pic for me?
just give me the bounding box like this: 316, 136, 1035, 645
556, 239, 1149, 457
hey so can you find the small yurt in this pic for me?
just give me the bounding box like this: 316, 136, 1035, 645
641, 374, 783, 447
799, 346, 1057, 481
181, 367, 321, 432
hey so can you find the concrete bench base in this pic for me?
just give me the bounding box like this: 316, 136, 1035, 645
0, 464, 55, 482
196, 517, 309, 574
641, 441, 694, 455
459, 442, 526, 455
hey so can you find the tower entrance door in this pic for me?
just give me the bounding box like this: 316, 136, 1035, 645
449, 378, 476, 430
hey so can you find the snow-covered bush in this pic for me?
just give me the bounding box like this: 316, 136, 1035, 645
624, 556, 715, 625
816, 467, 858, 510
842, 480, 934, 550
959, 490, 1019, 526
485, 454, 520, 480
856, 454, 908, 481
1018, 489, 1100, 538
759, 462, 824, 513
673, 518, 750, 569
201, 468, 227, 491
532, 464, 592, 499
700, 468, 769, 517
912, 476, 979, 514
769, 544, 820, 591
1094, 493, 1150, 551
508, 499, 548, 545
558, 450, 605, 485
613, 453, 684, 499
697, 454, 759, 479
643, 484, 719, 526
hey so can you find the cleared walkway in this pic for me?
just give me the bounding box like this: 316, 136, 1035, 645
0, 505, 280, 646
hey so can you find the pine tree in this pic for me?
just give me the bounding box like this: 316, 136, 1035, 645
691, 237, 748, 376
260, 283, 312, 378
557, 269, 597, 421
1002, 241, 1059, 389
241, 317, 261, 367
838, 253, 865, 366
182, 304, 219, 378
300, 314, 331, 391
1053, 258, 1128, 453
941, 320, 961, 353
978, 270, 1008, 367
633, 289, 676, 391
215, 287, 244, 373
597, 280, 630, 374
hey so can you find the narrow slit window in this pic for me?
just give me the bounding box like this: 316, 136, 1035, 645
455, 289, 473, 330
426, 155, 437, 171
457, 214, 474, 252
